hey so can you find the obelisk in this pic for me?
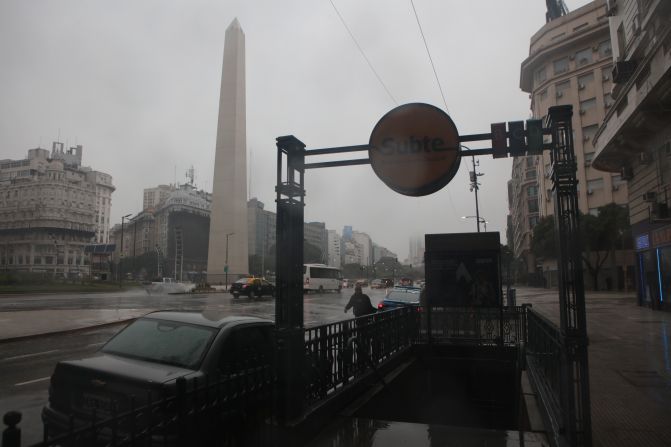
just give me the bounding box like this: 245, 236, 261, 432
207, 18, 248, 284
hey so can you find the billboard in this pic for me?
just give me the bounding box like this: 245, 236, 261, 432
425, 232, 501, 307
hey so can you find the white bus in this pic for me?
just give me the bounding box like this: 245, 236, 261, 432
303, 264, 342, 293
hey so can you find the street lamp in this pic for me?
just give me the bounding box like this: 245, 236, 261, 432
119, 214, 131, 287
225, 232, 234, 290
461, 215, 488, 232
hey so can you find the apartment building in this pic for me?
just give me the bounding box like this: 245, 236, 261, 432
0, 143, 114, 277
519, 0, 632, 288
592, 0, 671, 309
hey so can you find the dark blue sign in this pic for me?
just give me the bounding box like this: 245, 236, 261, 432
636, 234, 650, 250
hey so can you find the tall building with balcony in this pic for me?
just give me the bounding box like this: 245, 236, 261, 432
519, 0, 632, 288
507, 156, 540, 281
112, 183, 210, 281
592, 0, 671, 309
0, 142, 114, 277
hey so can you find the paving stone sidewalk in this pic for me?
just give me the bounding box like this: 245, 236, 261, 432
516, 287, 671, 447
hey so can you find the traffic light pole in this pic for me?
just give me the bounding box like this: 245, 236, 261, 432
273, 105, 590, 445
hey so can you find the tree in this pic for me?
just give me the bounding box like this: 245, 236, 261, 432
531, 216, 556, 260
581, 203, 631, 290
530, 205, 631, 291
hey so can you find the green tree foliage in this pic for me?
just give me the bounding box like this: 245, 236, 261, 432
531, 216, 555, 259
530, 204, 631, 290
580, 203, 631, 290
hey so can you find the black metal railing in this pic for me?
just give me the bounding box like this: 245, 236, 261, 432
422, 306, 528, 346
15, 365, 274, 447
4, 306, 538, 447
304, 306, 419, 407
525, 308, 563, 439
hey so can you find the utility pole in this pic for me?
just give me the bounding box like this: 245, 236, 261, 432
469, 155, 484, 233
119, 214, 131, 287
225, 232, 234, 290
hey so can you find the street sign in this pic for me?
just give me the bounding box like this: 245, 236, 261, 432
369, 103, 461, 196
224, 265, 229, 273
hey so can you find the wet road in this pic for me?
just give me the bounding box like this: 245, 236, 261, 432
0, 287, 388, 445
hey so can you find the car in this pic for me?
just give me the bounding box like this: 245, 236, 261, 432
370, 279, 382, 289
230, 277, 275, 298
398, 277, 414, 287
380, 278, 394, 288
377, 286, 423, 311
42, 312, 275, 441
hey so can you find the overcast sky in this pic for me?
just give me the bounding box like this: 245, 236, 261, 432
1, 0, 591, 261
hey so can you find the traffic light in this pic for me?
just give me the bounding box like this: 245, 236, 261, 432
508, 121, 526, 156
491, 122, 507, 158
526, 119, 543, 155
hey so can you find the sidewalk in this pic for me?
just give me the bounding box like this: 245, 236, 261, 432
0, 308, 150, 341
516, 286, 671, 447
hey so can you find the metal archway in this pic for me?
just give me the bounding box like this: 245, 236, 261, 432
274, 104, 591, 446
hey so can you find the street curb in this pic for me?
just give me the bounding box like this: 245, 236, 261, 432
0, 317, 139, 344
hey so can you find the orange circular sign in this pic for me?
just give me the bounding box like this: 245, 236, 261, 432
369, 103, 460, 196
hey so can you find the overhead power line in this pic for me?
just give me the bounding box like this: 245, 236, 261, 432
409, 0, 449, 113
328, 0, 398, 106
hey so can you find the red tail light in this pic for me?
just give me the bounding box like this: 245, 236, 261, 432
417, 306, 424, 313
377, 302, 384, 310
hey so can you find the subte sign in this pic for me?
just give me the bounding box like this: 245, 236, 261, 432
369, 103, 460, 196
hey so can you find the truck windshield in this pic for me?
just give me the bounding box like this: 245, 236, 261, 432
102, 318, 217, 369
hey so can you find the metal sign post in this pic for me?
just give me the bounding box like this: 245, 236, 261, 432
274, 103, 591, 446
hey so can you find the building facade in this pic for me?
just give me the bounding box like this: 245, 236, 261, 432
519, 0, 633, 289
327, 229, 341, 268
112, 183, 210, 281
507, 156, 540, 281
352, 231, 373, 266
592, 0, 671, 309
0, 143, 114, 277
247, 198, 276, 275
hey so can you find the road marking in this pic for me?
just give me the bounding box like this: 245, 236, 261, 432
15, 376, 51, 387
86, 342, 105, 348
2, 349, 61, 361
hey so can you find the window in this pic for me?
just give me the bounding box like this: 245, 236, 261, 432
525, 170, 537, 180
577, 72, 594, 89
535, 66, 547, 84
587, 178, 604, 191
554, 57, 569, 75
576, 48, 593, 66
582, 125, 598, 144
527, 185, 539, 197
579, 98, 596, 113
529, 216, 540, 229
612, 174, 625, 186
526, 157, 535, 168
555, 80, 570, 98
598, 40, 612, 58
528, 198, 539, 213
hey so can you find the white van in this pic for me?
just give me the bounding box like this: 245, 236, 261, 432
303, 264, 342, 293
